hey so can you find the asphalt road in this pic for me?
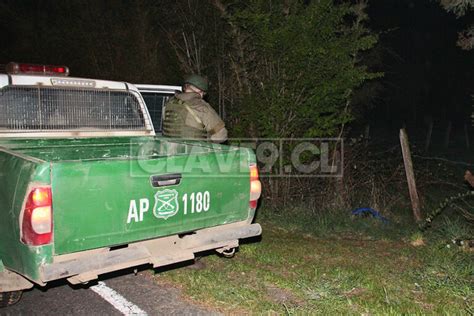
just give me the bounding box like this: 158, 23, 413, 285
0, 271, 215, 316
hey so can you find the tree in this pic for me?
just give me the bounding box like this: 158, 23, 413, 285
212, 0, 381, 138
160, 0, 382, 206
439, 0, 474, 50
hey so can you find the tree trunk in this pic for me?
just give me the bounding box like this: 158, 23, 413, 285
211, 0, 251, 94
364, 124, 370, 147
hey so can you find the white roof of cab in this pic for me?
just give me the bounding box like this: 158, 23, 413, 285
135, 84, 181, 93
0, 73, 135, 91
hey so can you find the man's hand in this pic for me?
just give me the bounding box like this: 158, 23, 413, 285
210, 127, 228, 143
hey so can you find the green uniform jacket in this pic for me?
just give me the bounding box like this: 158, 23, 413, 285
162, 92, 227, 143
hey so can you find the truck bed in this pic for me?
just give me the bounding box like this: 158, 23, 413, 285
0, 137, 253, 255
0, 137, 235, 162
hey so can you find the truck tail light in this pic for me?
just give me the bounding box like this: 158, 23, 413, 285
21, 187, 53, 246
249, 164, 261, 208
6, 62, 69, 76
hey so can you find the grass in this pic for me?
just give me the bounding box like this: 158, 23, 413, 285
153, 209, 473, 314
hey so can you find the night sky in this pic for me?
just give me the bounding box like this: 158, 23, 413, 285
368, 0, 473, 127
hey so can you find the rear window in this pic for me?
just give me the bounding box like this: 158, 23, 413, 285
0, 86, 147, 131
141, 92, 172, 132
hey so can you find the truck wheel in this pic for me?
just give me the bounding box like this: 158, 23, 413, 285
221, 248, 236, 258
0, 291, 22, 307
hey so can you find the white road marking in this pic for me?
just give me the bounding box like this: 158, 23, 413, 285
90, 281, 148, 316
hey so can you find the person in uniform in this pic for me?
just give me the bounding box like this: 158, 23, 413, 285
162, 75, 228, 143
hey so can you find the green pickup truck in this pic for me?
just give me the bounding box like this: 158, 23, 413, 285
0, 63, 262, 307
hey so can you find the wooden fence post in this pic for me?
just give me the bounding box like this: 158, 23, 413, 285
400, 128, 422, 222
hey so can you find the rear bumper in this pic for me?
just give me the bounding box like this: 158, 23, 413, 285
40, 222, 261, 284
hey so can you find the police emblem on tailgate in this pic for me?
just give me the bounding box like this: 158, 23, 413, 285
153, 189, 179, 220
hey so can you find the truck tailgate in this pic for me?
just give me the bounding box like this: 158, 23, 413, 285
48, 139, 252, 255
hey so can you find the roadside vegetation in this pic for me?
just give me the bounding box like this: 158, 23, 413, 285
154, 146, 473, 314
154, 210, 472, 314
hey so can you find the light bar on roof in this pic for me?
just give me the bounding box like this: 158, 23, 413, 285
6, 62, 69, 76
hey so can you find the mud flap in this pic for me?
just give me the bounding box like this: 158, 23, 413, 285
0, 269, 33, 292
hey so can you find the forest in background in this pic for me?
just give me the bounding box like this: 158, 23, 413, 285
1, 0, 472, 133
0, 0, 472, 219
